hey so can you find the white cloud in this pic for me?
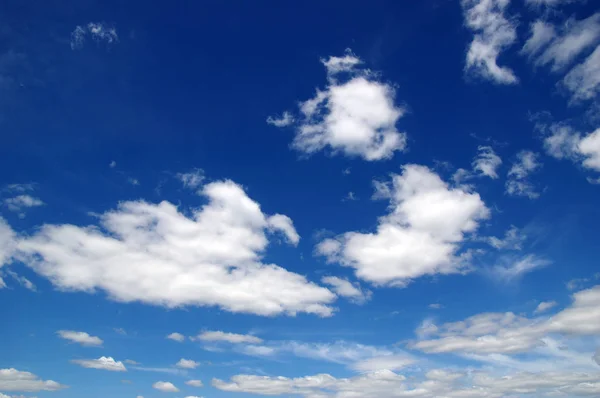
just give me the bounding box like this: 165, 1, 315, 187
491, 254, 550, 281
350, 355, 414, 373
266, 111, 294, 127
535, 300, 558, 313
578, 127, 600, 171
317, 165, 489, 286
131, 367, 185, 375
481, 225, 525, 250
57, 330, 103, 347
563, 45, 600, 102
428, 303, 443, 309
287, 51, 407, 161
124, 359, 139, 365
542, 124, 600, 175
4, 270, 36, 291
16, 180, 335, 317
71, 22, 118, 50
71, 356, 126, 372
152, 381, 179, 392
472, 146, 502, 178
522, 20, 557, 56
505, 150, 542, 199
192, 330, 262, 344
462, 0, 518, 84
321, 276, 371, 304
176, 169, 205, 190
239, 345, 277, 357
185, 379, 203, 387
0, 368, 66, 392
114, 327, 126, 335
175, 359, 199, 369
166, 332, 185, 342
0, 218, 15, 269
3, 195, 44, 213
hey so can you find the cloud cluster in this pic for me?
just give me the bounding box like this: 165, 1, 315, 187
505, 150, 542, 198
0, 368, 66, 392
317, 165, 489, 286
71, 356, 127, 372
152, 381, 179, 392
71, 22, 118, 50
13, 180, 336, 317
542, 124, 600, 176
270, 51, 408, 161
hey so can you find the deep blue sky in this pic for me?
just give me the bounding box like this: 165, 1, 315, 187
1, 1, 600, 397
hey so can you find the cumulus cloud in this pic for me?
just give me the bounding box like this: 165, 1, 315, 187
192, 330, 262, 344
279, 50, 407, 161
317, 165, 489, 287
175, 359, 199, 369
462, 0, 518, 84
266, 111, 294, 127
176, 169, 205, 190
535, 300, 558, 313
185, 379, 203, 387
3, 195, 44, 213
0, 368, 66, 392
563, 45, 600, 102
505, 150, 542, 199
71, 22, 118, 50
321, 276, 371, 304
57, 330, 103, 347
166, 332, 185, 342
152, 381, 179, 392
15, 180, 336, 317
71, 356, 126, 372
542, 124, 600, 175
472, 146, 502, 178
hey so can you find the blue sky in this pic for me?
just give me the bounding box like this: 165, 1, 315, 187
1, 0, 600, 397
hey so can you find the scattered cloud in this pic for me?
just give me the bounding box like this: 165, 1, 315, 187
541, 123, 600, 176
124, 359, 139, 365
428, 303, 443, 309
152, 381, 179, 392
192, 330, 263, 344
505, 150, 542, 199
491, 254, 550, 281
128, 178, 140, 186
185, 379, 203, 387
266, 111, 294, 127
113, 328, 127, 335
481, 225, 525, 250
321, 276, 371, 304
5, 270, 36, 291
166, 332, 185, 342
563, 45, 600, 102
15, 180, 336, 316
342, 191, 358, 201
71, 356, 126, 372
3, 195, 44, 213
317, 164, 489, 286
109, 160, 116, 168
0, 368, 66, 392
472, 146, 502, 178
175, 359, 199, 369
71, 22, 118, 50
57, 330, 103, 347
462, 0, 518, 84
535, 300, 558, 313
131, 367, 185, 375
177, 169, 205, 190
282, 50, 407, 160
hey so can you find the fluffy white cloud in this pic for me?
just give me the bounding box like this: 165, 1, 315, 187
563, 45, 600, 102
578, 127, 600, 171
185, 379, 203, 387
15, 180, 336, 317
283, 51, 407, 161
57, 330, 103, 347
266, 111, 294, 127
193, 330, 263, 344
462, 0, 518, 84
71, 356, 126, 372
176, 169, 205, 190
505, 150, 542, 199
71, 22, 118, 50
152, 381, 179, 392
317, 165, 489, 286
3, 195, 44, 213
472, 146, 502, 178
321, 276, 371, 304
175, 359, 199, 369
525, 14, 600, 71
0, 218, 16, 269
535, 300, 558, 313
166, 332, 185, 342
0, 368, 66, 392
542, 124, 600, 175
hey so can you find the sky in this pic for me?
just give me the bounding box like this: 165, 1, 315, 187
1, 0, 600, 397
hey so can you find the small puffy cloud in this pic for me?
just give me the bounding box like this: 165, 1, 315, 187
472, 146, 502, 178
505, 150, 542, 199
0, 368, 67, 392
71, 356, 126, 372
535, 300, 558, 314
321, 276, 371, 304
429, 303, 443, 309
542, 124, 600, 176
71, 22, 118, 50
175, 359, 199, 369
185, 379, 203, 387
124, 359, 139, 365
522, 20, 557, 56
266, 111, 294, 127
462, 0, 518, 84
282, 50, 407, 161
562, 45, 600, 102
350, 355, 414, 372
3, 195, 44, 213
166, 332, 185, 342
192, 330, 262, 344
17, 180, 335, 317
176, 169, 205, 190
152, 381, 179, 392
317, 164, 489, 287
57, 330, 103, 347
481, 225, 525, 250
